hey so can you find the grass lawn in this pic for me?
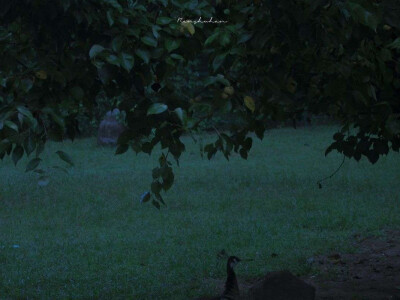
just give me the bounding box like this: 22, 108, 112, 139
0, 125, 399, 299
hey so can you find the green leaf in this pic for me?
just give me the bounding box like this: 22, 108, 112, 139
115, 144, 129, 155
140, 191, 151, 203
106, 10, 114, 26
89, 44, 105, 59
4, 121, 18, 132
24, 135, 35, 156
120, 53, 134, 72
346, 2, 378, 31
152, 199, 161, 209
216, 75, 230, 86
239, 148, 248, 159
135, 49, 150, 64
55, 150, 74, 166
220, 31, 231, 46
161, 166, 174, 191
42, 108, 65, 129
204, 76, 218, 87
174, 107, 187, 124
111, 36, 124, 52
152, 25, 161, 39
151, 180, 162, 194
170, 54, 184, 61
165, 39, 181, 53
367, 150, 379, 164
25, 157, 42, 172
155, 193, 165, 205
152, 167, 161, 179
16, 106, 36, 126
244, 96, 255, 112
21, 78, 33, 92
147, 103, 168, 115
118, 16, 128, 25
141, 36, 157, 48
205, 32, 219, 47
106, 54, 121, 66
104, 0, 122, 12
183, 23, 195, 35
212, 53, 227, 72
12, 145, 24, 166
237, 32, 253, 44
157, 17, 172, 25
387, 38, 400, 49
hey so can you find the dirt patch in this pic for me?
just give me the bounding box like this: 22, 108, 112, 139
305, 229, 400, 299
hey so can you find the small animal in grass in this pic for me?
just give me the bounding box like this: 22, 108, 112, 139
196, 256, 242, 300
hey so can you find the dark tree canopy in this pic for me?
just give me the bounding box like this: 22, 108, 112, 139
1, 0, 399, 206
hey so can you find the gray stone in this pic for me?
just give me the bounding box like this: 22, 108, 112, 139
97, 110, 125, 146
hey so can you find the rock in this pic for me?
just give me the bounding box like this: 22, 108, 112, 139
97, 110, 125, 146
248, 270, 315, 300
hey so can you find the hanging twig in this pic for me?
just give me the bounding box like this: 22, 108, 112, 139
317, 154, 346, 189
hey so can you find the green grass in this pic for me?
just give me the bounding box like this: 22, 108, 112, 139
0, 125, 399, 299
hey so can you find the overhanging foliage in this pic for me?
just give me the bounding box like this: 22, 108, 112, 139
1, 0, 399, 207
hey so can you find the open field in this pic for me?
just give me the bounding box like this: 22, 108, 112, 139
0, 125, 399, 299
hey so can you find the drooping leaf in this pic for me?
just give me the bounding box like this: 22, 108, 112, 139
106, 54, 120, 66
140, 191, 151, 203
111, 36, 124, 52
367, 150, 379, 164
89, 44, 105, 59
20, 78, 33, 92
152, 25, 161, 39
147, 103, 168, 115
165, 39, 181, 53
120, 53, 134, 72
212, 53, 227, 72
151, 180, 162, 194
4, 121, 18, 132
25, 157, 42, 172
205, 32, 219, 46
12, 145, 24, 166
346, 2, 379, 31
141, 36, 157, 48
157, 16, 172, 25
182, 23, 195, 35
152, 199, 161, 209
24, 135, 35, 156
135, 49, 150, 64
106, 10, 114, 26
55, 150, 74, 166
174, 108, 187, 124
170, 53, 184, 61
387, 38, 400, 49
115, 144, 129, 155
17, 106, 36, 126
244, 96, 255, 112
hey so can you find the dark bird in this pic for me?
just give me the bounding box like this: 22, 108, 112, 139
196, 256, 242, 300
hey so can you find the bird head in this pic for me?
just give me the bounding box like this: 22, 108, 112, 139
228, 256, 241, 269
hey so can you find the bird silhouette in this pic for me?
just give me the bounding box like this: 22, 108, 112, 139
195, 256, 242, 300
